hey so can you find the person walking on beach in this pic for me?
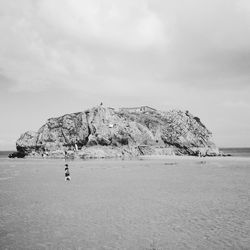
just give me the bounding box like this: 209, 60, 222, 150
65, 164, 71, 181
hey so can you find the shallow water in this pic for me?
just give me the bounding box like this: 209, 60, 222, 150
220, 147, 250, 157
0, 157, 250, 249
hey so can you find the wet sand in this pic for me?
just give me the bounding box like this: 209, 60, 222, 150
0, 157, 250, 249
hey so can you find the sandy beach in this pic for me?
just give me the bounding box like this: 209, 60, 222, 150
0, 156, 250, 250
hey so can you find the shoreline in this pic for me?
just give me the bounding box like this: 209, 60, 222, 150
3, 154, 250, 163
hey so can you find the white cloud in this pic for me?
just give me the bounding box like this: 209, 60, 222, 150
0, 0, 250, 94
37, 0, 167, 50
0, 0, 168, 92
223, 100, 250, 109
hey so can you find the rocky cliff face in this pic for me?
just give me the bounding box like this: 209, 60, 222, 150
16, 105, 219, 158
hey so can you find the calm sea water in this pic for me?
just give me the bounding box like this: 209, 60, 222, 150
1, 148, 250, 158
220, 148, 250, 157
0, 151, 14, 159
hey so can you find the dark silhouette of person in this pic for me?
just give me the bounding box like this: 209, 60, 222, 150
65, 164, 71, 181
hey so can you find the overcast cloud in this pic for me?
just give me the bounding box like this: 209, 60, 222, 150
0, 0, 250, 149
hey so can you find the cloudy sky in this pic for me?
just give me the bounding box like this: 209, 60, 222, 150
1, 0, 250, 150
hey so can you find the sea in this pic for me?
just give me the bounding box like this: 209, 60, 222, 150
219, 148, 250, 158
0, 151, 14, 159
1, 148, 250, 158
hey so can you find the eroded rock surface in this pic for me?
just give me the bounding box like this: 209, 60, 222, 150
16, 105, 219, 158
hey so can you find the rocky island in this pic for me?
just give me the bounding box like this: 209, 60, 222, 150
15, 105, 220, 159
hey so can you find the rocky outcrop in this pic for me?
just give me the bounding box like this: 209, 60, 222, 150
16, 131, 39, 153
16, 105, 220, 158
119, 109, 219, 156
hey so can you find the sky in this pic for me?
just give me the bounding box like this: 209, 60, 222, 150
0, 0, 250, 150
